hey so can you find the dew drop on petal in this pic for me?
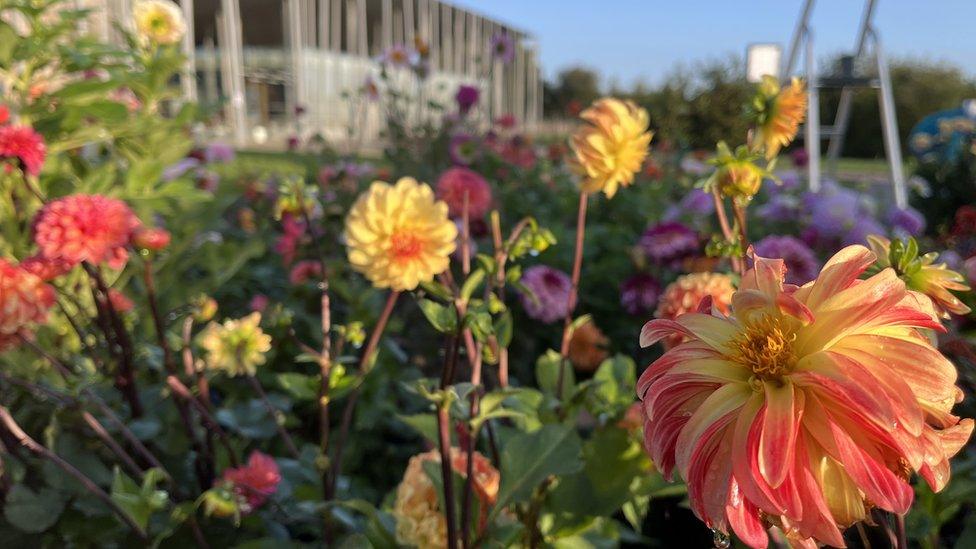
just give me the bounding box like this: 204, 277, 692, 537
712, 530, 731, 549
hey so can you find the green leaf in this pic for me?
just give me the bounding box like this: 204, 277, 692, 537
459, 269, 486, 303
417, 299, 458, 333
491, 424, 583, 519
535, 349, 575, 400
396, 413, 440, 444
4, 485, 66, 533
110, 467, 168, 530
276, 372, 320, 401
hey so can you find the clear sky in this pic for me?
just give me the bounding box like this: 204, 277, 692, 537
452, 0, 975, 88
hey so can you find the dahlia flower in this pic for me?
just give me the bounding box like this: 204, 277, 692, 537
33, 194, 141, 269
568, 318, 609, 372
490, 31, 515, 64
133, 0, 186, 46
752, 235, 820, 286
456, 85, 480, 114
380, 44, 415, 68
518, 265, 572, 324
0, 105, 8, 125
198, 313, 272, 377
0, 259, 54, 350
19, 255, 73, 281
107, 289, 134, 313
0, 125, 46, 176
132, 227, 171, 251
620, 273, 662, 316
569, 98, 652, 198
221, 451, 281, 513
639, 221, 701, 268
753, 76, 807, 159
436, 167, 493, 218
867, 235, 971, 318
448, 133, 481, 166
288, 259, 322, 285
638, 246, 973, 548
393, 448, 499, 548
708, 143, 769, 200
654, 272, 735, 349
345, 178, 457, 291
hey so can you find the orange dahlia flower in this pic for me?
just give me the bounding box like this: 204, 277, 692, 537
0, 259, 54, 349
637, 246, 973, 548
393, 448, 499, 548
33, 194, 141, 270
569, 98, 652, 198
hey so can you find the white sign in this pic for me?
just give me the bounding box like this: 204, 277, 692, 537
746, 43, 782, 83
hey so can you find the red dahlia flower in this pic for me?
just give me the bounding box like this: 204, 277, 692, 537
221, 451, 281, 513
0, 125, 46, 176
637, 246, 973, 548
33, 194, 141, 269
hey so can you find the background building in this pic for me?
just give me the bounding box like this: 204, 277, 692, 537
72, 0, 543, 148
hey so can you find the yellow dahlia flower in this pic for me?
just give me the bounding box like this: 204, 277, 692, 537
867, 235, 971, 318
753, 76, 807, 160
345, 178, 457, 291
133, 0, 186, 46
569, 98, 653, 198
199, 313, 272, 377
639, 246, 972, 548
393, 448, 499, 548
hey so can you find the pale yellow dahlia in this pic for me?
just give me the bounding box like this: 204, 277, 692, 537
754, 76, 807, 160
393, 448, 499, 548
345, 178, 457, 291
133, 0, 186, 46
198, 313, 272, 377
569, 98, 653, 198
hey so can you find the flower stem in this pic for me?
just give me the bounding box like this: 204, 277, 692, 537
557, 192, 589, 399
166, 375, 239, 467
83, 263, 143, 417
710, 188, 744, 275
0, 405, 149, 541
18, 335, 171, 482
437, 325, 463, 549
329, 290, 400, 495
246, 374, 300, 459
143, 258, 211, 487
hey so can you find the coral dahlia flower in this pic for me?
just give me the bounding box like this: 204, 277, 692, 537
33, 194, 141, 269
0, 259, 54, 350
0, 125, 46, 177
637, 246, 973, 548
345, 178, 457, 291
655, 272, 735, 349
569, 98, 652, 198
393, 448, 499, 548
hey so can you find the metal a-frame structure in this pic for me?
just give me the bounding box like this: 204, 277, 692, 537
782, 0, 907, 207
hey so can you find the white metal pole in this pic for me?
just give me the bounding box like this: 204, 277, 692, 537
872, 30, 907, 208
804, 27, 821, 193
179, 0, 197, 102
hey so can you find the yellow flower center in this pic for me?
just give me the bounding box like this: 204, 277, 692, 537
732, 314, 797, 378
390, 231, 423, 262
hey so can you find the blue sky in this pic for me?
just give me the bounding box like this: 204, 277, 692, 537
452, 0, 975, 87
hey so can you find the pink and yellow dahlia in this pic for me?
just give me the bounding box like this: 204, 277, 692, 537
637, 246, 972, 548
0, 259, 54, 350
33, 194, 141, 269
